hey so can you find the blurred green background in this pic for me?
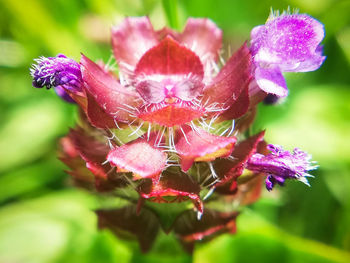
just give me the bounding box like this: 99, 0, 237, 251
0, 0, 349, 262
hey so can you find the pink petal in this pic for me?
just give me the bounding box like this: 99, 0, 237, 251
202, 43, 252, 108
176, 127, 236, 171
135, 37, 204, 78
255, 66, 288, 97
107, 137, 167, 179
80, 54, 141, 122
138, 170, 203, 213
111, 17, 158, 74
178, 18, 222, 71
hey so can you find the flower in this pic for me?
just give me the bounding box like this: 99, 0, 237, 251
31, 12, 323, 252
250, 10, 326, 98
247, 144, 318, 191
78, 16, 252, 183
30, 54, 82, 102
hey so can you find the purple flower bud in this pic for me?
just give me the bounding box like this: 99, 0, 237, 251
247, 144, 318, 191
250, 11, 326, 98
30, 54, 82, 102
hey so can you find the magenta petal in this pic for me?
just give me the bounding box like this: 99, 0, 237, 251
80, 54, 141, 122
179, 18, 222, 71
176, 127, 236, 171
288, 45, 326, 72
54, 86, 75, 103
111, 17, 158, 74
107, 137, 167, 179
202, 43, 252, 107
255, 66, 288, 97
135, 37, 204, 78
253, 14, 325, 72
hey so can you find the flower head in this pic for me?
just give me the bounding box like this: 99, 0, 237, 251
247, 144, 318, 191
250, 11, 326, 98
30, 12, 323, 252
30, 54, 82, 102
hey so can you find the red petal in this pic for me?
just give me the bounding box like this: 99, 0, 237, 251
138, 102, 205, 127
236, 174, 263, 205
135, 37, 204, 78
219, 85, 250, 120
60, 130, 125, 191
172, 209, 238, 253
176, 127, 236, 171
202, 43, 252, 108
111, 17, 158, 74
85, 92, 119, 128
97, 205, 160, 253
214, 131, 265, 193
179, 18, 222, 70
80, 54, 141, 123
67, 128, 109, 177
107, 137, 167, 179
138, 170, 203, 212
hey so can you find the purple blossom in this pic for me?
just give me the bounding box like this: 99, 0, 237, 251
250, 11, 326, 98
30, 54, 82, 102
247, 144, 318, 191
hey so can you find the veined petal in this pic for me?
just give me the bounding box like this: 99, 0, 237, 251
138, 170, 203, 213
67, 128, 109, 178
97, 205, 160, 253
176, 127, 236, 171
62, 128, 125, 191
111, 17, 158, 74
86, 92, 119, 128
107, 136, 167, 179
179, 18, 222, 75
135, 37, 204, 78
219, 85, 250, 120
172, 209, 238, 252
80, 54, 141, 122
214, 131, 265, 193
255, 66, 288, 97
138, 101, 205, 127
202, 43, 252, 107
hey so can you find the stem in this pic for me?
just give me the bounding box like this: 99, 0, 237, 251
161, 0, 179, 30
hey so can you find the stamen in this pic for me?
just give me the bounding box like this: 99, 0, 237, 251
208, 162, 218, 179
128, 122, 144, 137
203, 187, 215, 200
180, 126, 190, 145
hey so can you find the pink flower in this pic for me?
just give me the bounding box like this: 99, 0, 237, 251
32, 14, 321, 252
80, 17, 252, 185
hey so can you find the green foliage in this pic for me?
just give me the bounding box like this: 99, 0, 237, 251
0, 0, 349, 262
